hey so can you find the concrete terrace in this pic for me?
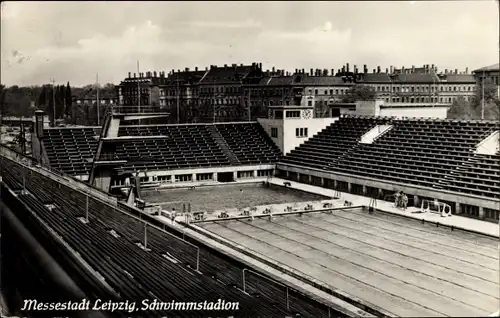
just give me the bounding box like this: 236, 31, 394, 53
268, 177, 500, 237
197, 208, 500, 317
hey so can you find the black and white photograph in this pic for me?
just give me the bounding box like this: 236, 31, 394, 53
0, 1, 499, 317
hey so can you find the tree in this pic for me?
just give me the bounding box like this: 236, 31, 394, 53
341, 85, 377, 103
447, 96, 474, 119
0, 84, 7, 117
38, 85, 47, 109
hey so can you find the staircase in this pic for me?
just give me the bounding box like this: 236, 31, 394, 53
207, 125, 241, 165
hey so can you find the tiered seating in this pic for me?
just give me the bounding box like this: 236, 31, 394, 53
215, 123, 282, 165
328, 119, 499, 193
1, 158, 337, 318
281, 116, 391, 170
442, 153, 500, 198
43, 128, 99, 175
115, 125, 231, 170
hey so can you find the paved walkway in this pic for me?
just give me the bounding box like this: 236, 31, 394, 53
269, 178, 500, 238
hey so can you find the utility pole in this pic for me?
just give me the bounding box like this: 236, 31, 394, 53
137, 60, 141, 114
50, 78, 56, 127
96, 73, 100, 126
212, 80, 216, 123
248, 87, 252, 122
137, 60, 141, 125
481, 70, 485, 120
176, 74, 180, 124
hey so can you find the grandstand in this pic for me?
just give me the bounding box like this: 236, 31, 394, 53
1, 104, 499, 317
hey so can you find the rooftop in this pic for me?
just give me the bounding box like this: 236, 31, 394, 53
473, 63, 499, 73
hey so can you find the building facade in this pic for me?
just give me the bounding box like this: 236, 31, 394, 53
116, 63, 478, 123
473, 63, 499, 98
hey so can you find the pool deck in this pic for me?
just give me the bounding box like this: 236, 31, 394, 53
268, 178, 500, 238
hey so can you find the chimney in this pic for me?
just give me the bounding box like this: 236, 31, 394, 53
402, 66, 405, 73
272, 66, 275, 73
195, 67, 198, 71
363, 64, 367, 74
133, 73, 136, 78
455, 69, 458, 74
259, 63, 262, 69
153, 71, 157, 77
373, 69, 376, 73
310, 68, 313, 76
346, 63, 350, 73
224, 64, 228, 69
128, 72, 131, 78
240, 63, 243, 67
353, 65, 357, 74
465, 67, 468, 74
390, 66, 393, 74
185, 67, 189, 72
431, 64, 434, 72
331, 69, 335, 76
385, 68, 388, 74
377, 66, 381, 74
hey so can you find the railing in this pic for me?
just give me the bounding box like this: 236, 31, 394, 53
185, 222, 391, 317
111, 106, 169, 114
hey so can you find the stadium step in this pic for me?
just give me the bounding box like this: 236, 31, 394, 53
207, 125, 241, 165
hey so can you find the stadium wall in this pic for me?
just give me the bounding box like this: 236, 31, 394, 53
379, 105, 449, 119
277, 163, 499, 212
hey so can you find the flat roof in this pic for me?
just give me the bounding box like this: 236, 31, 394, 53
199, 208, 499, 317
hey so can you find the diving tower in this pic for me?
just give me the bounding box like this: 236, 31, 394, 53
88, 106, 170, 192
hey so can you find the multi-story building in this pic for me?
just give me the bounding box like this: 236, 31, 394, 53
163, 67, 207, 123
355, 64, 475, 104
116, 71, 168, 111
196, 63, 263, 122
72, 92, 118, 126
116, 63, 478, 123
473, 63, 499, 98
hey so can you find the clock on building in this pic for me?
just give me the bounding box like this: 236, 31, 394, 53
303, 110, 312, 119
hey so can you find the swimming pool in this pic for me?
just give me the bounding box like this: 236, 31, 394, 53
141, 182, 329, 212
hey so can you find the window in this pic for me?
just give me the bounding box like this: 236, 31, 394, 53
314, 89, 318, 95
296, 127, 308, 138
330, 89, 333, 95
286, 111, 300, 118
308, 101, 312, 106
335, 89, 339, 95
271, 127, 278, 138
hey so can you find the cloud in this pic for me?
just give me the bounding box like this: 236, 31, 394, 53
1, 1, 498, 87
182, 19, 263, 29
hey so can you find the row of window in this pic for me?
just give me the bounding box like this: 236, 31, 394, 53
270, 127, 308, 139
296, 127, 308, 138
75, 99, 115, 105
122, 83, 478, 100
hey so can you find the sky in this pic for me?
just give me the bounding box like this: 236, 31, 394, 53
1, 1, 499, 87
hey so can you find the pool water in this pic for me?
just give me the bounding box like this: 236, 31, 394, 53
141, 182, 328, 212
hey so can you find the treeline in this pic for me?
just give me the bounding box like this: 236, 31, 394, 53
37, 83, 73, 122
447, 81, 499, 120
0, 83, 116, 120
